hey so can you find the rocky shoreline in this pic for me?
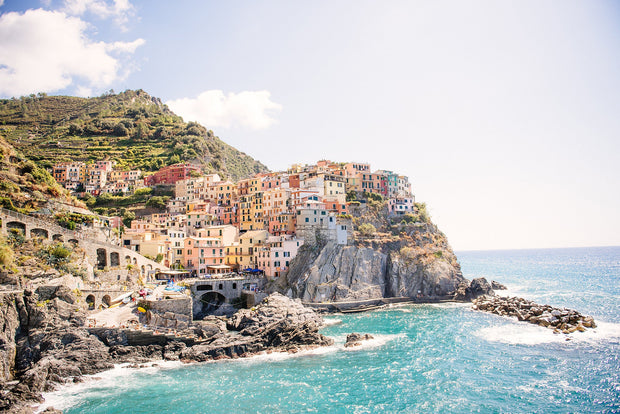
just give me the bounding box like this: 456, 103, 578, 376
0, 290, 333, 413
473, 295, 596, 334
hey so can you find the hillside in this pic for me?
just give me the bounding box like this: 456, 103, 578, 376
0, 134, 77, 211
0, 90, 269, 181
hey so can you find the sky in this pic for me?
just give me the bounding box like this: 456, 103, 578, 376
1, 0, 619, 251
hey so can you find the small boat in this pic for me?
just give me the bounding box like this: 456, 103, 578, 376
339, 304, 384, 313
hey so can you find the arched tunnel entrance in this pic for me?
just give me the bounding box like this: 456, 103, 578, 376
198, 291, 226, 318
86, 294, 96, 310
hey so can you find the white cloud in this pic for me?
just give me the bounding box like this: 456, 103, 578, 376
75, 85, 93, 97
0, 9, 144, 97
106, 38, 145, 54
0, 1, 5, 8
167, 90, 283, 130
62, 0, 135, 29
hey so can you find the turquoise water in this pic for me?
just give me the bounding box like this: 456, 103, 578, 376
44, 247, 620, 413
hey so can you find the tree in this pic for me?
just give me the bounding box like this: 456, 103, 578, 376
113, 123, 129, 136
146, 196, 166, 210
122, 210, 135, 227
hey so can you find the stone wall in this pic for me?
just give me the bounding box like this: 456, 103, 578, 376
148, 297, 192, 318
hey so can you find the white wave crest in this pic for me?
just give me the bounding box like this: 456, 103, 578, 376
37, 360, 183, 412
474, 320, 620, 346
342, 333, 406, 351
322, 317, 343, 326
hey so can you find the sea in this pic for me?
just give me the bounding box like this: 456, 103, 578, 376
40, 246, 620, 413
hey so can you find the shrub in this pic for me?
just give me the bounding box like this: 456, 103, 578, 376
134, 187, 152, 196
50, 243, 71, 260
358, 223, 376, 237
0, 243, 14, 267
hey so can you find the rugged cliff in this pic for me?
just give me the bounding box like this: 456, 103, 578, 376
276, 199, 486, 303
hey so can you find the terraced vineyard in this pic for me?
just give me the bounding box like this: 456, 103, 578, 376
0, 90, 268, 181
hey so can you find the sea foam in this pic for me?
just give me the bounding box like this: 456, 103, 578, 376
474, 319, 620, 346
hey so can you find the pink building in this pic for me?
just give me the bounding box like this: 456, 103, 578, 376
254, 236, 304, 278
184, 237, 227, 276
388, 197, 415, 215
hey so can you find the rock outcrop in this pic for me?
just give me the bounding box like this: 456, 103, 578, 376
453, 277, 495, 301
181, 293, 332, 361
279, 240, 473, 303
491, 281, 507, 290
473, 295, 596, 334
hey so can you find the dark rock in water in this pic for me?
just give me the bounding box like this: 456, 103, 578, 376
453, 277, 495, 301
472, 295, 596, 333
344, 333, 374, 348
491, 281, 507, 290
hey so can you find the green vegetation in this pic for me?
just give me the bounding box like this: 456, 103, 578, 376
0, 135, 72, 211
55, 212, 94, 230
415, 202, 430, 224
0, 238, 14, 268
38, 242, 72, 267
0, 90, 269, 182
358, 223, 377, 237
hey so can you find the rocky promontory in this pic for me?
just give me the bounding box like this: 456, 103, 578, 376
276, 200, 492, 304
473, 295, 597, 334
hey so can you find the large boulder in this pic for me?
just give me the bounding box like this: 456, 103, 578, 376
453, 277, 495, 301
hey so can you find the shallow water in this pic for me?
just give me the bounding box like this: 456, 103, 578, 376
42, 247, 620, 413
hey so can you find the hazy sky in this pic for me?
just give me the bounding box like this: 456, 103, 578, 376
1, 0, 619, 251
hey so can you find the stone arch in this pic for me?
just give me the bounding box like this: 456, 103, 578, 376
30, 228, 49, 239
133, 257, 137, 265
199, 291, 226, 316
86, 294, 96, 310
96, 248, 107, 269
52, 234, 64, 242
141, 265, 145, 275
101, 295, 111, 307
110, 252, 120, 267
125, 255, 131, 265
68, 239, 79, 246
7, 221, 26, 235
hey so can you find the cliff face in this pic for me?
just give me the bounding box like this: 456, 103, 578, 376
277, 201, 472, 303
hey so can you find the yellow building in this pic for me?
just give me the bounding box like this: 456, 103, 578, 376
238, 230, 268, 268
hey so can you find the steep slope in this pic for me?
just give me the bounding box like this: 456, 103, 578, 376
277, 198, 487, 303
0, 90, 269, 181
0, 135, 76, 211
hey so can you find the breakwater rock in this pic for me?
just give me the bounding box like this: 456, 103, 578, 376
473, 295, 596, 334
